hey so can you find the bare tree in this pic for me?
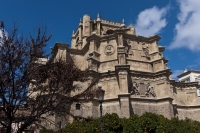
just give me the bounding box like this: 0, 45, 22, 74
0, 22, 98, 133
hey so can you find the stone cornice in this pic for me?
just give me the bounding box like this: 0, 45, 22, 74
86, 34, 100, 42
171, 81, 198, 87
129, 69, 171, 77
114, 28, 130, 34
75, 97, 173, 104
174, 104, 200, 109
123, 34, 161, 43
115, 65, 130, 72
130, 96, 173, 103
97, 66, 171, 77
158, 46, 165, 52
53, 42, 70, 50
99, 35, 117, 41
68, 48, 84, 55
68, 42, 89, 55
126, 58, 167, 64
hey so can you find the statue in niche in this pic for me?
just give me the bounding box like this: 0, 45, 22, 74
117, 35, 123, 46
131, 82, 140, 95
142, 43, 150, 58
124, 39, 133, 56
145, 83, 156, 97
124, 45, 130, 54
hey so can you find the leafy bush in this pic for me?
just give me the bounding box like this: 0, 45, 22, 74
40, 113, 200, 133
103, 113, 123, 133
40, 129, 55, 133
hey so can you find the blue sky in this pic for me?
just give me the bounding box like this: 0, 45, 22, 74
1, 0, 200, 80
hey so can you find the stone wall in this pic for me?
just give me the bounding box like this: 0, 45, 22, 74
176, 105, 200, 121
130, 97, 174, 119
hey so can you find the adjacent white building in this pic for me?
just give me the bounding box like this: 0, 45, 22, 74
177, 69, 200, 103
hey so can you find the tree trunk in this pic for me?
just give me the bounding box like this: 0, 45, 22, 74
6, 125, 12, 133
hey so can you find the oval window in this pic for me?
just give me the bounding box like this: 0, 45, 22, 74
106, 29, 114, 35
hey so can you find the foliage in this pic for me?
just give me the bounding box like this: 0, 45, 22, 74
40, 112, 200, 133
0, 22, 98, 133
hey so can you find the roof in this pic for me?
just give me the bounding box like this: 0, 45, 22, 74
177, 70, 200, 78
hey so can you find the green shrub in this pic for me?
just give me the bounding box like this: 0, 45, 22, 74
40, 129, 55, 133
40, 113, 200, 133
102, 113, 123, 133
122, 114, 142, 133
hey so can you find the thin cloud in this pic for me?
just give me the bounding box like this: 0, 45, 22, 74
171, 69, 183, 80
135, 6, 168, 37
169, 0, 200, 51
178, 53, 187, 60
187, 58, 200, 69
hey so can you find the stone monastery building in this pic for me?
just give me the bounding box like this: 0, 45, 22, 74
51, 14, 200, 123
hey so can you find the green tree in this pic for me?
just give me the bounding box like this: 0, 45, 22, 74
0, 22, 98, 133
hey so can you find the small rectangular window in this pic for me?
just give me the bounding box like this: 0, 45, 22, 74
76, 103, 81, 110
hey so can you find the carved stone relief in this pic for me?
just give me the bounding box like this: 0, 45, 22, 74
146, 83, 156, 97
104, 45, 115, 55
131, 82, 140, 95
131, 82, 156, 97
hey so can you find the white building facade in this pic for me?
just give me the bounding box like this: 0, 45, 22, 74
177, 69, 200, 103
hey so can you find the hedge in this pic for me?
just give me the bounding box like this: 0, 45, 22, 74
40, 113, 200, 133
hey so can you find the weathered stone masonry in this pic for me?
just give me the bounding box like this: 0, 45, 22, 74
51, 14, 200, 126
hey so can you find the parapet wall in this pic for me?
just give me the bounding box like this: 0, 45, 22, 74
176, 105, 200, 121
130, 97, 174, 119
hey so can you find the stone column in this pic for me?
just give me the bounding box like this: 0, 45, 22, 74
78, 19, 83, 41
115, 32, 130, 94
118, 94, 131, 118
83, 14, 91, 37
117, 34, 126, 65
118, 70, 129, 94
89, 40, 95, 51
96, 14, 101, 35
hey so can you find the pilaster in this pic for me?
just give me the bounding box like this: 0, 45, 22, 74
118, 94, 131, 118
115, 65, 130, 94
83, 14, 91, 37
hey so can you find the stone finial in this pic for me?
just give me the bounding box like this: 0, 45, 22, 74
122, 19, 125, 26
79, 18, 82, 26
97, 13, 101, 21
